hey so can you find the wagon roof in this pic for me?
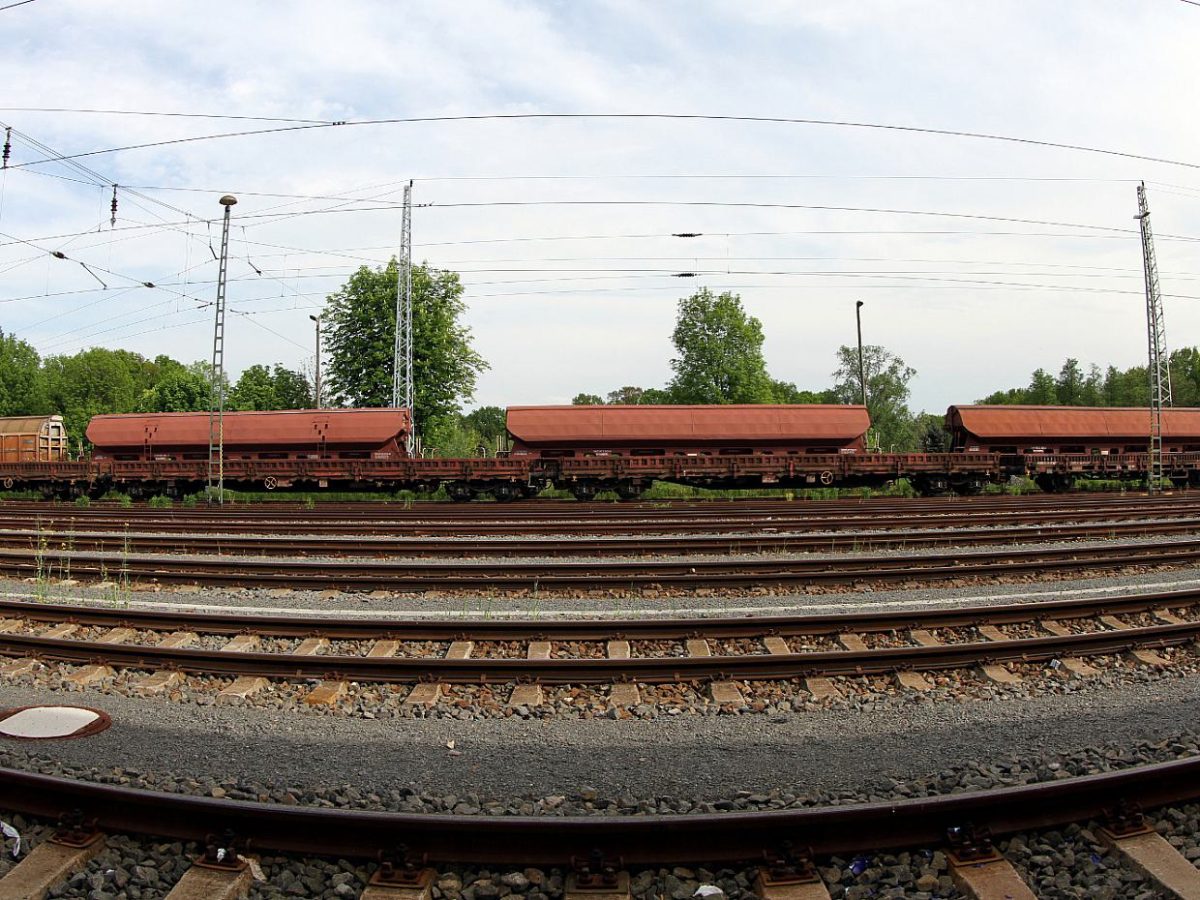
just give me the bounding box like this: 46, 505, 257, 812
0, 415, 63, 436
86, 408, 410, 448
949, 405, 1200, 439
506, 405, 870, 443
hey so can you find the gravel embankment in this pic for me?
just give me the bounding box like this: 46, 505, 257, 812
6, 732, 1200, 897
3, 675, 1200, 800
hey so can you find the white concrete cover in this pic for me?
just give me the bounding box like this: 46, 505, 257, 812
0, 706, 101, 738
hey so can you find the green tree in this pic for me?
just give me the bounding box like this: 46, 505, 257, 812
638, 387, 674, 404
230, 365, 276, 411
43, 348, 147, 438
0, 330, 46, 416
463, 406, 507, 451
666, 288, 775, 404
572, 393, 604, 405
915, 412, 952, 452
606, 386, 646, 405
322, 260, 488, 433
230, 364, 312, 411
1027, 368, 1057, 404
137, 369, 212, 412
1081, 364, 1104, 407
270, 365, 312, 409
1170, 348, 1200, 406
979, 387, 1028, 404
831, 345, 917, 451
1056, 358, 1085, 405
771, 379, 834, 404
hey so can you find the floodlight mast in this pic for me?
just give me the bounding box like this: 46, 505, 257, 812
207, 194, 237, 504
392, 181, 415, 453
1137, 182, 1172, 493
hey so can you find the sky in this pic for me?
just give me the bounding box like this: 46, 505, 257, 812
2, 0, 1200, 416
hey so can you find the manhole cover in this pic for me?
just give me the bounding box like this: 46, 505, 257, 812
0, 706, 111, 740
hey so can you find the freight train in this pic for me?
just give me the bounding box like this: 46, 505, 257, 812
0, 403, 1196, 500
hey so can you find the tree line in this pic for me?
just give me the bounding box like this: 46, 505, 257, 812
0, 330, 310, 449
978, 351, 1200, 408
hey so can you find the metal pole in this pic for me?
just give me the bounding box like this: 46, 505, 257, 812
392, 181, 415, 453
207, 194, 236, 504
308, 314, 321, 408
855, 301, 867, 409
1137, 182, 1171, 494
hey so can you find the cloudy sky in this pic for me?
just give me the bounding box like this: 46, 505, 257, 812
2, 0, 1200, 415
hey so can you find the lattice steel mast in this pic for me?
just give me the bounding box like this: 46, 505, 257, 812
1137, 181, 1172, 493
392, 180, 415, 453
207, 194, 237, 503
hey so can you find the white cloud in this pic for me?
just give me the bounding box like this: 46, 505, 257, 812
0, 0, 1198, 415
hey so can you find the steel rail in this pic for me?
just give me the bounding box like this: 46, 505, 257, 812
13, 501, 1200, 536
1, 538, 1199, 590
7, 493, 1188, 515
1, 620, 1194, 684
1, 758, 1199, 864
5, 492, 1198, 525
5, 515, 1200, 558
0, 584, 1195, 641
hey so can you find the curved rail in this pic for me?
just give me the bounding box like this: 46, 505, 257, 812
0, 584, 1194, 639
2, 537, 1200, 590
0, 757, 1197, 864
7, 513, 1200, 557
1, 586, 1195, 684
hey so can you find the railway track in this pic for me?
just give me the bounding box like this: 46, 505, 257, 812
1, 757, 1198, 895
6, 513, 1200, 558
4, 535, 1200, 591
0, 586, 1195, 688
4, 494, 1198, 539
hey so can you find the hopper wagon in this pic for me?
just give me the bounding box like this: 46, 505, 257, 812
947, 405, 1200, 491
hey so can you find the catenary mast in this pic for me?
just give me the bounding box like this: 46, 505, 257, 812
1136, 182, 1172, 493
207, 194, 237, 503
392, 181, 415, 453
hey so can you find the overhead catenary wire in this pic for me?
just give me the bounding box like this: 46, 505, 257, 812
4, 111, 1200, 173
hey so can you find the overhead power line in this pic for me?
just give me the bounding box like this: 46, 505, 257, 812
4, 112, 1200, 172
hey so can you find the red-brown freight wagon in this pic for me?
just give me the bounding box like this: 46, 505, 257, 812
947, 405, 1200, 455
506, 404, 870, 457
947, 404, 1200, 490
87, 408, 411, 461
506, 404, 872, 499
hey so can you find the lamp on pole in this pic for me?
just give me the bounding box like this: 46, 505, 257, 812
308, 314, 322, 409
855, 300, 867, 407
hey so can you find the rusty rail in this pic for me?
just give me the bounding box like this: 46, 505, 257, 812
0, 584, 1196, 639
6, 514, 1200, 557
1, 757, 1198, 864
2, 537, 1200, 590
1, 599, 1196, 684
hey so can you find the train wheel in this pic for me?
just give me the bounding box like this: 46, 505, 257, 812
571, 482, 597, 502
1035, 474, 1072, 493
1, 478, 13, 490
615, 480, 642, 501
446, 481, 475, 502
914, 476, 950, 497
263, 476, 278, 491
491, 483, 521, 502
951, 478, 983, 496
